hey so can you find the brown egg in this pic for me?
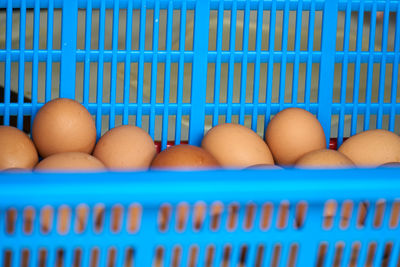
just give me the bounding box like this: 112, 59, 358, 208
246, 164, 283, 170
295, 149, 354, 168
265, 108, 326, 165
93, 125, 156, 170
32, 98, 96, 157
151, 144, 219, 170
0, 126, 38, 170
35, 152, 105, 171
338, 129, 400, 166
202, 123, 274, 168
380, 162, 400, 168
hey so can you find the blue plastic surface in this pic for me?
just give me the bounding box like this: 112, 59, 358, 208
1, 0, 400, 266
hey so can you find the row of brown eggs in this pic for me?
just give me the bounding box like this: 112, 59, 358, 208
1, 98, 400, 171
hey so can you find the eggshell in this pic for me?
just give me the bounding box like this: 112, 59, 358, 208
295, 149, 354, 168
0, 126, 38, 170
35, 152, 105, 171
265, 108, 326, 165
32, 98, 96, 157
151, 144, 219, 170
93, 125, 156, 170
202, 123, 274, 168
338, 129, 400, 166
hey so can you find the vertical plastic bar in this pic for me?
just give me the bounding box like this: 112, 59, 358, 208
29, 247, 38, 267
212, 1, 224, 127
376, 2, 390, 129
317, 0, 338, 145
83, 0, 92, 107
136, 0, 146, 129
122, 0, 133, 125
175, 0, 187, 144
109, 0, 120, 129
45, 0, 54, 102
31, 0, 40, 125
265, 1, 276, 128
225, 1, 237, 123
96, 0, 106, 137
17, 0, 26, 130
60, 0, 77, 99
350, 3, 366, 135
161, 0, 173, 150
388, 241, 400, 266
135, 210, 157, 266
304, 0, 315, 111
4, 0, 12, 125
251, 1, 263, 132
238, 0, 250, 125
278, 1, 289, 110
188, 0, 210, 145
292, 0, 303, 105
363, 2, 376, 131
389, 3, 400, 131
337, 2, 352, 147
149, 1, 160, 138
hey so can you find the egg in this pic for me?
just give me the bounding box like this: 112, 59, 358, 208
35, 152, 105, 171
93, 125, 156, 170
202, 123, 274, 168
0, 126, 38, 170
32, 98, 96, 157
265, 108, 326, 165
151, 144, 219, 170
295, 149, 354, 168
338, 129, 400, 166
246, 164, 282, 170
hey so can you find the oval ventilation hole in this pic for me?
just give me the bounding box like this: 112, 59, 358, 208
176, 202, 189, 232
277, 201, 289, 229
75, 204, 88, 234
127, 204, 141, 233
210, 202, 223, 231
294, 202, 307, 229
323, 200, 337, 230
111, 205, 123, 233
340, 201, 353, 229
40, 206, 53, 234
193, 202, 206, 231
158, 204, 171, 232
260, 203, 273, 230
243, 203, 256, 231
57, 205, 71, 235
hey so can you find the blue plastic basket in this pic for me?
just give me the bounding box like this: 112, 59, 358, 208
1, 0, 400, 266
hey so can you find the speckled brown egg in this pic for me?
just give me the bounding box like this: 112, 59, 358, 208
265, 108, 326, 165
338, 129, 400, 166
295, 149, 354, 168
151, 144, 219, 170
202, 123, 274, 168
32, 98, 96, 157
0, 126, 38, 170
35, 152, 105, 171
93, 125, 156, 170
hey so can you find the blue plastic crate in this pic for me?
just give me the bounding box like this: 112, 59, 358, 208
1, 0, 400, 266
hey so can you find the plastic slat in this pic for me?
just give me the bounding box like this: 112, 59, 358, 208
291, 0, 303, 106
3, 0, 12, 125
350, 2, 366, 135
389, 3, 400, 132
265, 0, 276, 127
29, 247, 38, 267
60, 0, 77, 99
225, 0, 237, 123
161, 0, 173, 150
212, 0, 224, 127
188, 0, 209, 145
95, 0, 106, 137
250, 0, 263, 132
17, 0, 27, 130
174, 0, 187, 144
238, 0, 250, 125
278, 1, 289, 111
108, 0, 119, 129
45, 0, 54, 102
304, 0, 315, 112
317, 0, 337, 144
376, 1, 390, 129
31, 0, 40, 124
122, 0, 132, 125
337, 1, 351, 147
83, 0, 92, 107
136, 0, 146, 129
388, 241, 400, 266
149, 0, 160, 138
363, 2, 377, 131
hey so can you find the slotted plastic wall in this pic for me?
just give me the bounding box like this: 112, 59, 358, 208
1, 0, 400, 266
